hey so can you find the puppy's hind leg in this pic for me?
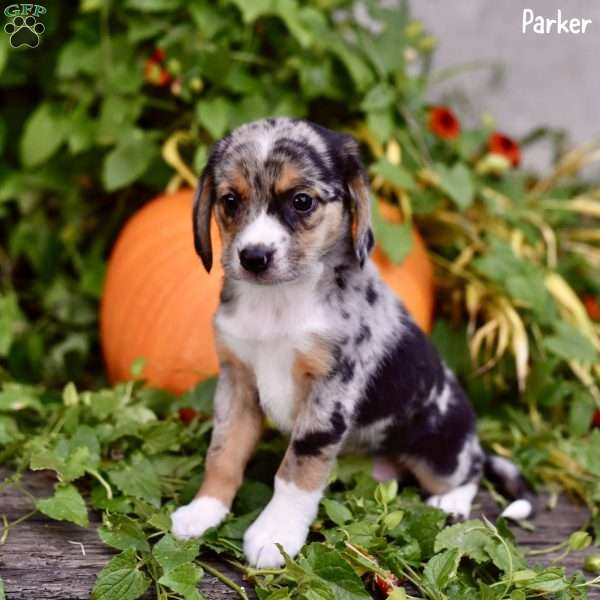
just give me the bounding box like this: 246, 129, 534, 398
406, 436, 484, 521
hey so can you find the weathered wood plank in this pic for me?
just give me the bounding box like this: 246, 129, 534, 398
1, 471, 598, 598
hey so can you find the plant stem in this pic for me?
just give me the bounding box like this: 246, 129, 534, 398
0, 509, 37, 544
198, 560, 249, 600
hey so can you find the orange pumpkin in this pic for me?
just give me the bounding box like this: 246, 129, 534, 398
101, 189, 434, 394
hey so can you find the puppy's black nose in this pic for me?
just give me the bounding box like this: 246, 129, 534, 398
239, 245, 274, 273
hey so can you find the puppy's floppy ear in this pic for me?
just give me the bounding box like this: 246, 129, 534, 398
192, 166, 215, 272
342, 138, 374, 267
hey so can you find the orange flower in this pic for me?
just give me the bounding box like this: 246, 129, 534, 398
144, 47, 172, 87
428, 106, 461, 139
488, 132, 521, 167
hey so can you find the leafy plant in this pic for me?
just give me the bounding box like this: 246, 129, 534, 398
1, 0, 600, 598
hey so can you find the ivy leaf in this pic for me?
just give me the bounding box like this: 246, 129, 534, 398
99, 515, 151, 553
424, 548, 460, 590
91, 549, 150, 600
544, 322, 598, 364
20, 103, 66, 168
432, 162, 474, 209
102, 132, 157, 191
108, 456, 162, 507
141, 421, 182, 455
371, 201, 412, 264
301, 543, 371, 600
434, 520, 491, 563
0, 383, 43, 413
158, 563, 204, 600
30, 444, 90, 482
36, 484, 89, 527
321, 499, 353, 526
153, 534, 201, 572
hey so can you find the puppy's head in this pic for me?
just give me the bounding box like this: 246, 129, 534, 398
193, 118, 373, 284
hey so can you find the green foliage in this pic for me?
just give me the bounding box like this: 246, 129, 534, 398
1, 0, 600, 598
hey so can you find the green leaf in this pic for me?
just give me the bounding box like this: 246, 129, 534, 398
370, 159, 415, 191
142, 421, 181, 455
99, 515, 151, 552
0, 383, 43, 413
20, 103, 66, 168
424, 548, 460, 590
568, 390, 596, 436
158, 563, 204, 600
544, 322, 598, 364
301, 544, 370, 600
91, 549, 150, 600
102, 132, 157, 191
432, 162, 474, 209
0, 575, 5, 600
371, 200, 412, 264
108, 456, 162, 507
229, 0, 272, 23
375, 479, 398, 505
30, 444, 90, 481
153, 534, 200, 572
321, 499, 352, 526
0, 415, 21, 445
434, 520, 491, 563
36, 484, 89, 527
360, 82, 395, 112
196, 98, 231, 140
0, 292, 26, 356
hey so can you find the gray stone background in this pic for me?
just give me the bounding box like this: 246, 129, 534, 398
411, 0, 600, 171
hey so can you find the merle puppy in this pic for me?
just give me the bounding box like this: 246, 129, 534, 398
171, 118, 532, 567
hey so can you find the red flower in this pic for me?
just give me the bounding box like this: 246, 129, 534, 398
592, 410, 600, 429
178, 407, 198, 424
144, 47, 172, 87
488, 132, 521, 167
583, 295, 600, 321
428, 106, 461, 139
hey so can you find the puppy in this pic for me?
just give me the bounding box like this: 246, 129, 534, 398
171, 118, 532, 567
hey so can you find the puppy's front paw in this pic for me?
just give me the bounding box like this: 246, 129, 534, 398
171, 496, 228, 540
243, 506, 309, 568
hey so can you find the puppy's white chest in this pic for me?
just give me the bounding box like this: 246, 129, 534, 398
237, 338, 297, 432
216, 276, 329, 433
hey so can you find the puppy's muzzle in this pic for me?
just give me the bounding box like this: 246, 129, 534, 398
239, 244, 274, 274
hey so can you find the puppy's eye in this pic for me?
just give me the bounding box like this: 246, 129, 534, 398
221, 193, 240, 216
292, 193, 314, 213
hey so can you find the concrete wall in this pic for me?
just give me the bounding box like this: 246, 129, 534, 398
411, 0, 600, 170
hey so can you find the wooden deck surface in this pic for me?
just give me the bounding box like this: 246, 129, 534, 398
1, 471, 598, 599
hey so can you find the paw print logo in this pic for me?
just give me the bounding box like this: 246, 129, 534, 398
4, 15, 45, 48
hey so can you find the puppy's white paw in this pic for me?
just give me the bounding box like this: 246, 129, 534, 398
171, 496, 228, 540
427, 482, 477, 520
243, 506, 309, 568
243, 477, 321, 568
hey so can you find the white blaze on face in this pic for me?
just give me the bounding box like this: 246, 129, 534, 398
237, 211, 289, 258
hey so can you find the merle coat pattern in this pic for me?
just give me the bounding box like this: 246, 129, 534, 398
171, 118, 531, 568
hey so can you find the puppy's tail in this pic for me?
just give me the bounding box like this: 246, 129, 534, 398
484, 454, 535, 521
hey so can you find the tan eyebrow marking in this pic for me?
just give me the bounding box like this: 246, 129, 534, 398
217, 169, 251, 201
274, 162, 305, 195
